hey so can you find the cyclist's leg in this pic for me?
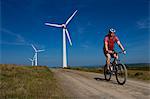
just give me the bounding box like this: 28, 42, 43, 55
105, 53, 111, 70
103, 49, 111, 70
113, 53, 118, 59
113, 52, 118, 64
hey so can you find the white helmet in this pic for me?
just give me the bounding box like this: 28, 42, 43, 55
109, 28, 116, 33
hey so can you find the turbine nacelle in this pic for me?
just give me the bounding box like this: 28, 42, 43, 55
31, 44, 45, 53
62, 24, 66, 29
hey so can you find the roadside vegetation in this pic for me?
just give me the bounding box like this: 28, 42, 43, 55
0, 64, 64, 99
66, 64, 150, 82
127, 64, 150, 81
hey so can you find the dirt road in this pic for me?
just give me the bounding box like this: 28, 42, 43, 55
52, 69, 150, 99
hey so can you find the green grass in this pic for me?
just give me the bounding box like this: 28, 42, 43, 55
0, 64, 64, 99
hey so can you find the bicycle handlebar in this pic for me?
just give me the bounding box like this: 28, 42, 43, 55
114, 51, 126, 55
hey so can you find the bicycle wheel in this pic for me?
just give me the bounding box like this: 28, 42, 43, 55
104, 65, 111, 81
115, 64, 127, 85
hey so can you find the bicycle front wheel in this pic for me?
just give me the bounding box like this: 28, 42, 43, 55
115, 64, 127, 85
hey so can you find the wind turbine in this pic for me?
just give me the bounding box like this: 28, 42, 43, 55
45, 10, 78, 68
28, 56, 35, 66
31, 44, 45, 66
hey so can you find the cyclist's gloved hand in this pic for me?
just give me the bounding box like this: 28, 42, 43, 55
123, 50, 126, 55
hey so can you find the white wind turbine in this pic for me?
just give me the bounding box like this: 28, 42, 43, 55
31, 44, 45, 66
45, 10, 78, 68
28, 55, 35, 66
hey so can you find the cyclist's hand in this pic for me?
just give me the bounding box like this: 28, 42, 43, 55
123, 50, 126, 55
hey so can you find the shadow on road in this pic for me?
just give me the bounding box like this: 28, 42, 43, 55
94, 77, 118, 85
94, 77, 105, 81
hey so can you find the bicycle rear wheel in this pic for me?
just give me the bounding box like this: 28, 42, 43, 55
104, 65, 111, 81
115, 64, 127, 85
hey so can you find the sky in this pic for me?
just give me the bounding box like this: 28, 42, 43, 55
0, 0, 150, 67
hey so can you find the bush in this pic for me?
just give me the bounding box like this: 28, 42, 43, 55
134, 72, 143, 76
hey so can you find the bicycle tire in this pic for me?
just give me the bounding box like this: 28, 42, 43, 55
115, 64, 127, 85
104, 65, 111, 81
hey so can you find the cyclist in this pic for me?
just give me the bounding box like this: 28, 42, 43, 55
103, 28, 126, 71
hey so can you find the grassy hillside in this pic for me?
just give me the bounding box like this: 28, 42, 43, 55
0, 64, 64, 99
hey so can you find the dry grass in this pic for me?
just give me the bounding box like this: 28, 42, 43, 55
67, 66, 150, 82
127, 70, 150, 81
0, 64, 64, 99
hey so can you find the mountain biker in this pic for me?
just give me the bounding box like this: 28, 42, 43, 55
103, 28, 126, 71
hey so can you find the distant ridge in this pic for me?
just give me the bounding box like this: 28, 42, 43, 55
49, 63, 150, 68
126, 63, 150, 67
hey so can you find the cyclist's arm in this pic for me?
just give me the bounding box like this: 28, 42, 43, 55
117, 41, 125, 51
104, 41, 109, 52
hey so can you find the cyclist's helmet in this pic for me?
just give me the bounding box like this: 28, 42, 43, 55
109, 28, 116, 33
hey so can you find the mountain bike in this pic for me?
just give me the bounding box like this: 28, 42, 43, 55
104, 51, 127, 85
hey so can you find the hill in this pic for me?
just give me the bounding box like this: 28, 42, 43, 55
0, 64, 64, 98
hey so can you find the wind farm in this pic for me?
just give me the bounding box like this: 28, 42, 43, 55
1, 0, 149, 99
31, 44, 45, 66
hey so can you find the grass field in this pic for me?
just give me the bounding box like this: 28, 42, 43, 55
0, 64, 64, 99
0, 64, 149, 98
66, 64, 150, 81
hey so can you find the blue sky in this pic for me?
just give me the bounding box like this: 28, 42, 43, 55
0, 0, 149, 66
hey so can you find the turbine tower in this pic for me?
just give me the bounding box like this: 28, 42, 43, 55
31, 44, 44, 66
45, 10, 77, 68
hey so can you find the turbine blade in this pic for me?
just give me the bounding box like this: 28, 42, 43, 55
28, 58, 33, 61
45, 23, 62, 28
65, 10, 78, 25
65, 29, 72, 46
37, 50, 45, 52
31, 44, 37, 52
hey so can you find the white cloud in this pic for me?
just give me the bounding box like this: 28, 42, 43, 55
0, 28, 46, 49
136, 18, 150, 29
0, 28, 28, 45
76, 21, 92, 34
0, 41, 28, 46
81, 41, 92, 49
77, 27, 86, 34
81, 44, 89, 48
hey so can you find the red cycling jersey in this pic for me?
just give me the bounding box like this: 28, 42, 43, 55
104, 35, 119, 50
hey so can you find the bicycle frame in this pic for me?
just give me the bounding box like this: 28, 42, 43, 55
112, 51, 124, 66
